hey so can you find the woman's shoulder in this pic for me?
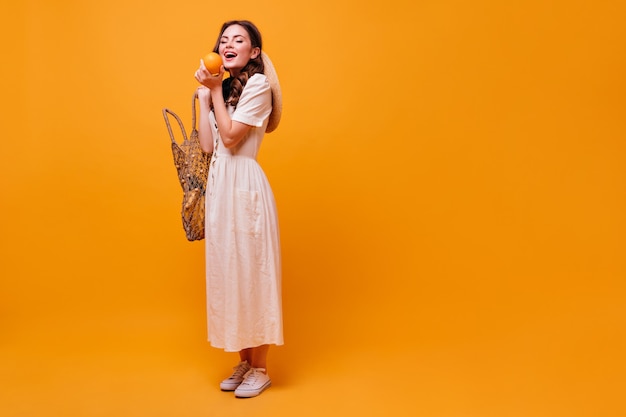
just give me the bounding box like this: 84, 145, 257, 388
245, 73, 270, 90
249, 72, 268, 82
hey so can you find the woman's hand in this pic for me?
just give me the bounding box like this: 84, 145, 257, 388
196, 85, 211, 106
195, 59, 224, 90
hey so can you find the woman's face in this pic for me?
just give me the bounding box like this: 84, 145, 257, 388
218, 24, 260, 76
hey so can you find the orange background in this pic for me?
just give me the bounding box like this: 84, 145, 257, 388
1, 1, 625, 416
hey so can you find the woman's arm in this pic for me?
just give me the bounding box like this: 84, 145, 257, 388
209, 87, 253, 149
195, 61, 252, 149
196, 87, 215, 154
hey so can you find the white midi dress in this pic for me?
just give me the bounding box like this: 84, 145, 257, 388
205, 73, 283, 352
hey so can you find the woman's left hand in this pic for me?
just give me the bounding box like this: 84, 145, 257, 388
195, 59, 224, 89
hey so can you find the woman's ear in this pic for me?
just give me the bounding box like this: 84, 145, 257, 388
251, 47, 261, 59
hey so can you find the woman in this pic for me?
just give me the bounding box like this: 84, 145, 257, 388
194, 20, 283, 398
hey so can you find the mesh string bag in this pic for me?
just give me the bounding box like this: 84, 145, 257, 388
162, 91, 212, 241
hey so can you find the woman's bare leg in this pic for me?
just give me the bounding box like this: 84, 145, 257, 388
239, 348, 252, 364
249, 344, 270, 372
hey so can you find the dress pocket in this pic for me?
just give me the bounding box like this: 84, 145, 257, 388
235, 189, 261, 237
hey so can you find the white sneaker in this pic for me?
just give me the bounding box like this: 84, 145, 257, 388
234, 368, 271, 398
220, 361, 251, 391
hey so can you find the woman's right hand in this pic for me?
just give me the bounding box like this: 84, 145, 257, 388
195, 59, 224, 90
195, 87, 215, 154
197, 85, 212, 106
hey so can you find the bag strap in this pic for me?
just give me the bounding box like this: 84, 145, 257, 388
191, 90, 198, 132
162, 90, 200, 144
162, 107, 188, 144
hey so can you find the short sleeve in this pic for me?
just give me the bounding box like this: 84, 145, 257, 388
231, 74, 272, 127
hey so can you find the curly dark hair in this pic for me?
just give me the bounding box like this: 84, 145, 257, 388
212, 20, 265, 108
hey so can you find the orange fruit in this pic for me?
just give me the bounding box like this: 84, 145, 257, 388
202, 52, 222, 76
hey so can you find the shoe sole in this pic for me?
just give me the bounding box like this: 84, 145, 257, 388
234, 381, 271, 398
221, 380, 244, 391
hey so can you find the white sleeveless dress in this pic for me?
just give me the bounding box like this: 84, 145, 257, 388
205, 74, 283, 352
